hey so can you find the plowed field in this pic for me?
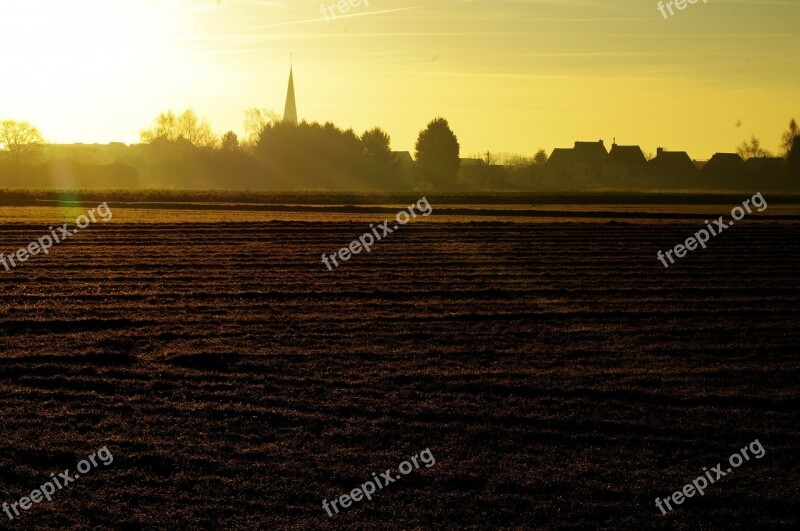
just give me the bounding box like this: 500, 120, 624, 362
1, 206, 798, 529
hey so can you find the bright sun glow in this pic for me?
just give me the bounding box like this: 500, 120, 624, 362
0, 0, 183, 142
1, 1, 176, 80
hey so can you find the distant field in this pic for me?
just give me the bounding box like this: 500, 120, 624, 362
0, 206, 797, 528
3, 188, 800, 207
2, 202, 800, 225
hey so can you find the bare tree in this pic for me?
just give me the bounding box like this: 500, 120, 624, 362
140, 109, 218, 148
244, 108, 280, 146
176, 110, 218, 148
0, 120, 45, 170
736, 135, 772, 160
140, 110, 178, 143
501, 154, 535, 166
470, 151, 496, 188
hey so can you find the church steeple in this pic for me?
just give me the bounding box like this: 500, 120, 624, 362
283, 57, 298, 124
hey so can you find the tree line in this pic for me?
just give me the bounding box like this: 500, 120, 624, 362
1, 110, 798, 190
0, 108, 463, 190
132, 108, 462, 190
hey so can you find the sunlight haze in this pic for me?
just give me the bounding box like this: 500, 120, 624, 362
0, 0, 798, 158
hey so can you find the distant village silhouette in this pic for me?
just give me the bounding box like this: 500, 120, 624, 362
520, 139, 797, 192
1, 65, 798, 192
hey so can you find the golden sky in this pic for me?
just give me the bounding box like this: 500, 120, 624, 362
0, 0, 798, 159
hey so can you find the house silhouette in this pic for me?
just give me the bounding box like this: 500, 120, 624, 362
745, 156, 786, 183
545, 140, 608, 184
701, 153, 747, 182
647, 148, 698, 186
604, 143, 647, 183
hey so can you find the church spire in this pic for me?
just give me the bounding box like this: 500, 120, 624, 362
283, 57, 298, 124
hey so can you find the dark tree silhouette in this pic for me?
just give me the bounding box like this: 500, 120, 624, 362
252, 120, 409, 190
415, 117, 460, 189
533, 148, 548, 165
781, 118, 798, 157
361, 128, 392, 163
221, 131, 240, 151
256, 121, 369, 189
789, 136, 800, 178
361, 127, 399, 181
